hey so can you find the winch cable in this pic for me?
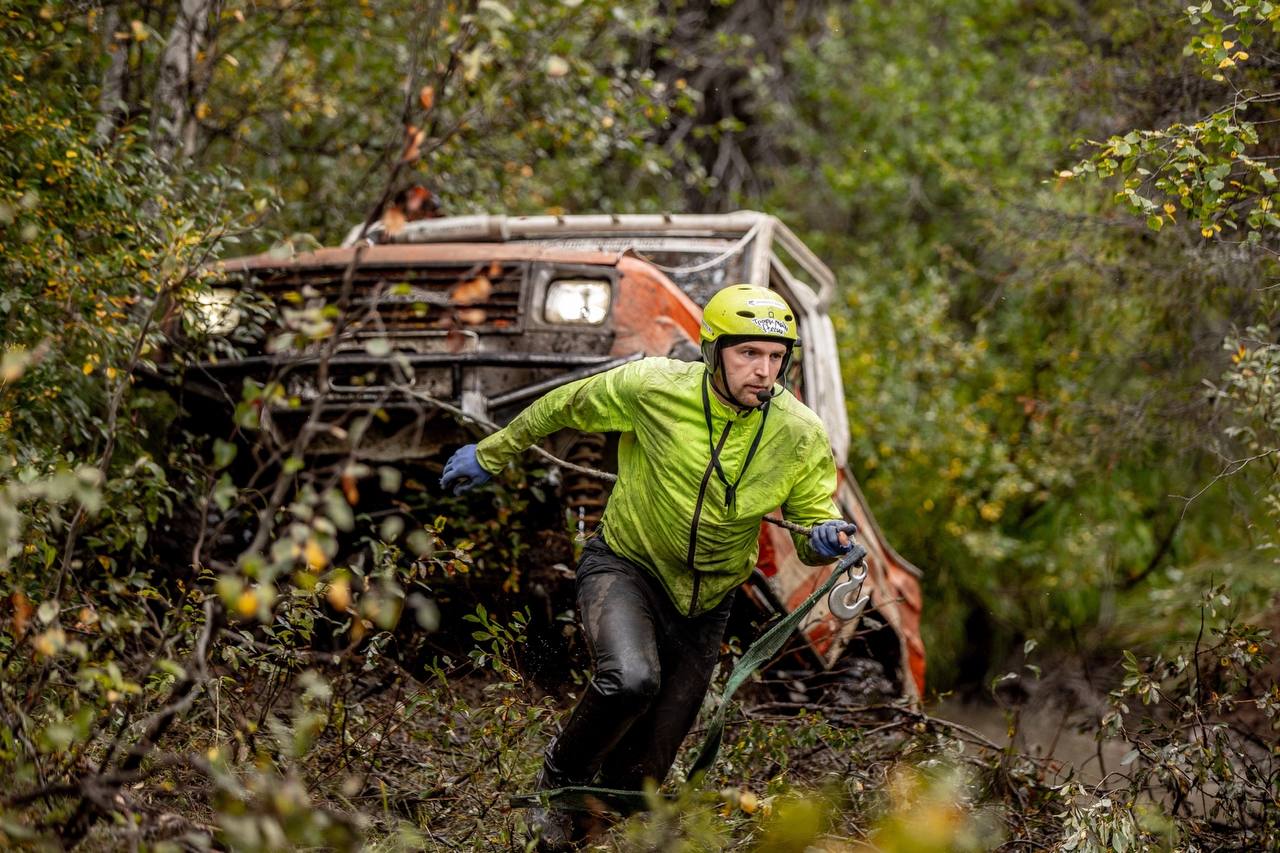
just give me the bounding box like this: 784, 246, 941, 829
401, 383, 867, 811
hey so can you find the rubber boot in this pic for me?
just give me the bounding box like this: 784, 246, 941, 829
528, 764, 577, 852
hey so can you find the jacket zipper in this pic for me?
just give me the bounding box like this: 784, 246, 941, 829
687, 419, 733, 614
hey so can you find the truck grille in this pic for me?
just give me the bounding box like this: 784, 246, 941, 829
249, 262, 526, 334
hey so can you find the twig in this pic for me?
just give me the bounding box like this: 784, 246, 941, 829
1171, 447, 1280, 521
395, 385, 621, 482
59, 598, 224, 846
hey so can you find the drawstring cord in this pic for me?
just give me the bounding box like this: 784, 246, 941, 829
700, 372, 769, 509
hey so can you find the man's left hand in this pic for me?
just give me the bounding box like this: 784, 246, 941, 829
810, 520, 858, 558
440, 444, 492, 495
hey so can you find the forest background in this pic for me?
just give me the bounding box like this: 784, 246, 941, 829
1, 0, 1277, 850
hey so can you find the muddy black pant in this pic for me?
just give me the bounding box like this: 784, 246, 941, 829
542, 535, 734, 791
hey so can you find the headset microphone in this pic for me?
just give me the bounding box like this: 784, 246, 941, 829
755, 388, 775, 404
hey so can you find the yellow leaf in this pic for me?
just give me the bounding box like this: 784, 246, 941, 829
33, 628, 66, 657
1224, 40, 1235, 50
304, 538, 328, 570
1, 351, 26, 383
1235, 51, 1249, 61
740, 791, 759, 814
82, 361, 94, 375
1201, 226, 1215, 238
235, 588, 259, 618
1163, 202, 1176, 215
327, 579, 351, 611
1218, 58, 1235, 69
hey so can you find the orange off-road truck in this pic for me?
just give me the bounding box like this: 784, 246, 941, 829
181, 211, 925, 699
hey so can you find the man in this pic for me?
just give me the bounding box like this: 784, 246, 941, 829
440, 284, 856, 849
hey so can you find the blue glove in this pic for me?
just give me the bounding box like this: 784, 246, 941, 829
440, 444, 492, 495
810, 519, 858, 558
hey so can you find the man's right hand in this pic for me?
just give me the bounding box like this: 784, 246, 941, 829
440, 444, 492, 495
810, 519, 858, 558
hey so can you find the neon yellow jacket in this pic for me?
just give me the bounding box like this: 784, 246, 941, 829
476, 357, 841, 616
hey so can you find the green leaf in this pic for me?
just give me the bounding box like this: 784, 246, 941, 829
156, 658, 188, 680
380, 515, 404, 542
407, 529, 434, 558
378, 465, 402, 493
213, 438, 237, 469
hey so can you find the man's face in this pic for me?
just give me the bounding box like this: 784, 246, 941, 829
719, 339, 788, 405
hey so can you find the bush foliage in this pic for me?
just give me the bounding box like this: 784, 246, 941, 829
0, 0, 1276, 850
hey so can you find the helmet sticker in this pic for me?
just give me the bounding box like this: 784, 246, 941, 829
752, 317, 789, 335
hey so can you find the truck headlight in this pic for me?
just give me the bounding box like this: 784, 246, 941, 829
186, 288, 241, 336
544, 279, 610, 325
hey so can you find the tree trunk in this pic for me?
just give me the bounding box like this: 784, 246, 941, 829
93, 8, 127, 146
150, 0, 213, 164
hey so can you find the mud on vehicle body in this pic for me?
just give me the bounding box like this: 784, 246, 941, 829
178, 211, 925, 699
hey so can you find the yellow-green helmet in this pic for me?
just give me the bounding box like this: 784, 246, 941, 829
700, 284, 798, 345
699, 284, 799, 374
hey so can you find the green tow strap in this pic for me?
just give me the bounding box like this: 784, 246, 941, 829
508, 544, 868, 815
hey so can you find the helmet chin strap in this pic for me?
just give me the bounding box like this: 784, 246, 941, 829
707, 339, 790, 411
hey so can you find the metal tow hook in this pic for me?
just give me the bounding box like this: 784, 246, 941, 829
828, 544, 870, 621
759, 517, 871, 621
